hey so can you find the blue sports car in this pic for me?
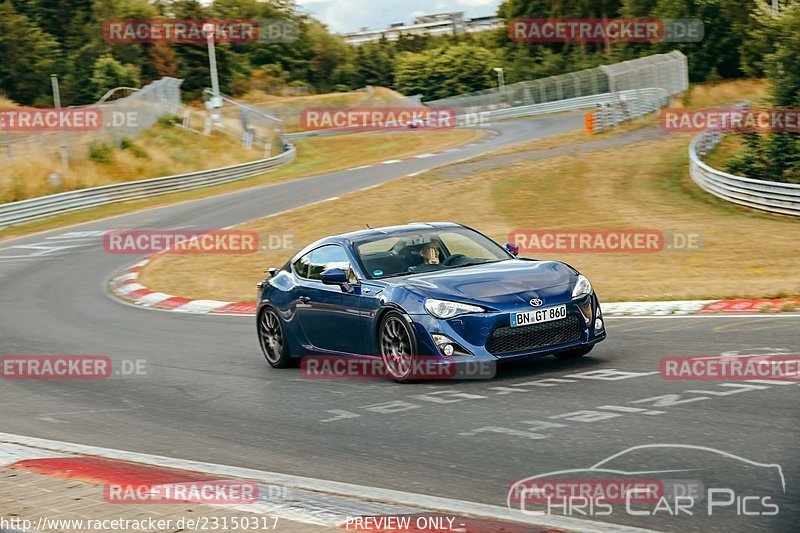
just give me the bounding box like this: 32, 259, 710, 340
256, 222, 606, 381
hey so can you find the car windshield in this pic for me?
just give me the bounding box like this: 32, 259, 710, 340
354, 227, 510, 279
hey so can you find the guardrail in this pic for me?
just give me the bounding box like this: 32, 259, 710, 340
0, 143, 296, 229
477, 88, 668, 122
689, 132, 800, 217
0, 83, 671, 229
284, 88, 669, 140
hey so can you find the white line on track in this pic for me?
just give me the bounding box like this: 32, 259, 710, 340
0, 432, 656, 533
606, 314, 800, 320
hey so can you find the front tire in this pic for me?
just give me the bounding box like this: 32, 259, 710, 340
379, 311, 417, 383
258, 307, 293, 368
553, 344, 594, 360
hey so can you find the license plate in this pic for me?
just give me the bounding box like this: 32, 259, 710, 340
510, 305, 567, 327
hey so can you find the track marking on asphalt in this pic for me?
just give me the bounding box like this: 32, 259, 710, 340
459, 382, 777, 442
711, 319, 794, 333
0, 242, 96, 262
44, 230, 107, 240
317, 369, 661, 424
0, 432, 656, 533
37, 408, 137, 424
652, 321, 700, 333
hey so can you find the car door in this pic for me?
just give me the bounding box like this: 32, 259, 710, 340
293, 244, 366, 354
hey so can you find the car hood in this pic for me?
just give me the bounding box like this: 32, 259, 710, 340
397, 260, 577, 308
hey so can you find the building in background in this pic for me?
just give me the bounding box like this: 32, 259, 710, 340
342, 12, 501, 46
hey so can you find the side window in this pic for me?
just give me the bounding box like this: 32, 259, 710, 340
307, 245, 351, 281
293, 252, 312, 278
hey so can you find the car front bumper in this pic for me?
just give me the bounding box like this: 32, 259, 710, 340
407, 295, 606, 373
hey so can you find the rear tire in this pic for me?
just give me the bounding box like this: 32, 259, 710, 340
554, 345, 594, 360
258, 307, 293, 368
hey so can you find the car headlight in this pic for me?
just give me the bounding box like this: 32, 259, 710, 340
424, 299, 484, 319
572, 274, 593, 299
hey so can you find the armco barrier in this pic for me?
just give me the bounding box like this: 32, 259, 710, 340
689, 132, 800, 217
0, 143, 295, 229
477, 88, 667, 122
285, 88, 669, 140
0, 86, 668, 228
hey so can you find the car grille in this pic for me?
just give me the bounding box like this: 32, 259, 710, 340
486, 315, 583, 356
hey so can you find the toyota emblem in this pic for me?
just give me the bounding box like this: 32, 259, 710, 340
529, 298, 543, 307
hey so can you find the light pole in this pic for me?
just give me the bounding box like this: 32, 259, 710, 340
493, 67, 505, 93
51, 74, 68, 173
203, 23, 222, 124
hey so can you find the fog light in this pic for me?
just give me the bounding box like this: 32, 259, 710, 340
595, 318, 604, 332
431, 333, 473, 357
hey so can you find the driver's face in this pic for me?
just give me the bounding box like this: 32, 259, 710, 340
422, 244, 439, 264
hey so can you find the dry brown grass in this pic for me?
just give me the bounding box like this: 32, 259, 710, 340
0, 128, 484, 241
0, 95, 19, 108
680, 79, 770, 108
239, 86, 407, 107
142, 133, 800, 303
0, 124, 258, 204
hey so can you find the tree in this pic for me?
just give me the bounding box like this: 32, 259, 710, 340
395, 44, 496, 100
0, 2, 59, 105
90, 54, 141, 100
729, 3, 800, 183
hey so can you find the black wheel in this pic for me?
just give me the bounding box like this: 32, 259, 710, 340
554, 345, 594, 360
258, 307, 293, 368
379, 311, 417, 383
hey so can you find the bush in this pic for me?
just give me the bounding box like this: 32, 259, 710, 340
89, 142, 113, 164
129, 144, 149, 159
157, 114, 181, 127
118, 136, 149, 158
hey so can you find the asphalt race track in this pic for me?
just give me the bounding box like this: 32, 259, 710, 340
1, 113, 798, 532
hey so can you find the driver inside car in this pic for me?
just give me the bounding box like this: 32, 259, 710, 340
420, 242, 441, 265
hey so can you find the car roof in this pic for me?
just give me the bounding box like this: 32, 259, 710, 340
336, 222, 462, 243
292, 222, 466, 258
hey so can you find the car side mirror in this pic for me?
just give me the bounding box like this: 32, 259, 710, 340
321, 268, 348, 285
265, 267, 279, 277
504, 242, 520, 257
320, 268, 354, 292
